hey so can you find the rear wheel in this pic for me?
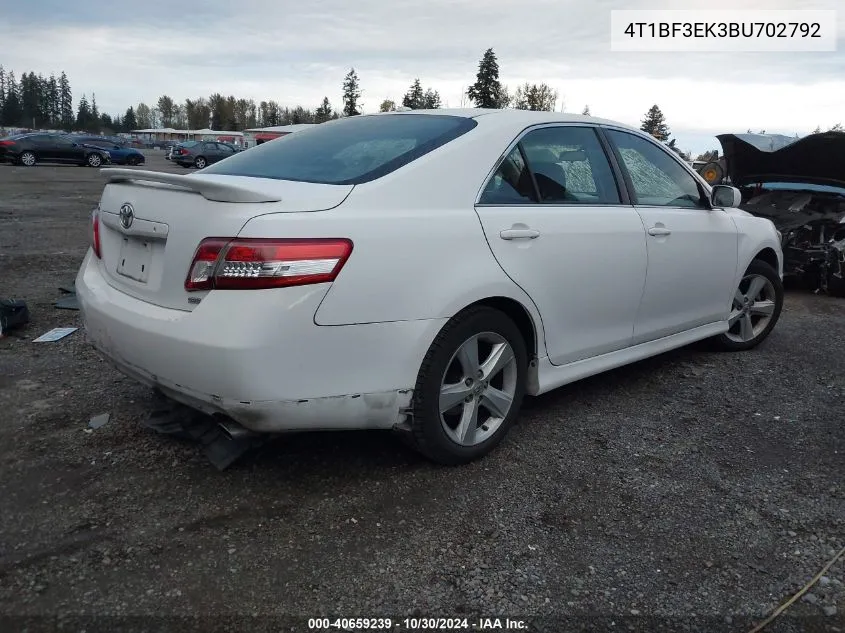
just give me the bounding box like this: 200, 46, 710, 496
86, 153, 103, 167
407, 306, 528, 465
20, 151, 36, 167
713, 259, 783, 351
194, 156, 207, 169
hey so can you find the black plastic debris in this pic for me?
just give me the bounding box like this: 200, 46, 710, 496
0, 298, 30, 336
55, 281, 80, 311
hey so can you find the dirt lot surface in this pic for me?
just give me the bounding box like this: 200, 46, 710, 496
0, 153, 843, 632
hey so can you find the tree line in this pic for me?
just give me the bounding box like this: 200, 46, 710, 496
2, 49, 840, 153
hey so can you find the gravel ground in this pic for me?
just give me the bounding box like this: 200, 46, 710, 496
0, 153, 843, 633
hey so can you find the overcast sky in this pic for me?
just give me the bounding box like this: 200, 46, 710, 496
1, 0, 842, 154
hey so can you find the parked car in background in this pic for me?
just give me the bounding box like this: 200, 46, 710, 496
72, 136, 145, 166
0, 133, 111, 167
77, 110, 784, 465
170, 140, 237, 169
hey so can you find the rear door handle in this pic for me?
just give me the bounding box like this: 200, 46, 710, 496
647, 226, 671, 236
500, 228, 540, 240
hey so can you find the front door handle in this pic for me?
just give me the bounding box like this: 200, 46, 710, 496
500, 228, 540, 240
647, 226, 671, 236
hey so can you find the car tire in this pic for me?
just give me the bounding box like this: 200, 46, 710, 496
20, 151, 36, 167
86, 153, 103, 167
713, 259, 783, 352
407, 306, 528, 465
194, 156, 207, 169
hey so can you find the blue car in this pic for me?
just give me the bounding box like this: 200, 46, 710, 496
70, 136, 146, 166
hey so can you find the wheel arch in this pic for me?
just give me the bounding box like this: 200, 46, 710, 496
751, 247, 779, 274
460, 296, 539, 361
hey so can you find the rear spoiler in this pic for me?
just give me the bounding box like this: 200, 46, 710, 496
100, 168, 281, 203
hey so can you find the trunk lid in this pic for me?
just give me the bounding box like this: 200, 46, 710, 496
95, 169, 353, 311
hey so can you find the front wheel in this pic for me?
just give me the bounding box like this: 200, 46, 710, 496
713, 259, 783, 351
194, 156, 207, 169
407, 306, 528, 465
86, 153, 103, 167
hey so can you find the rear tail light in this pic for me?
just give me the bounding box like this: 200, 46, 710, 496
0, 140, 14, 146
92, 209, 102, 258
185, 238, 353, 291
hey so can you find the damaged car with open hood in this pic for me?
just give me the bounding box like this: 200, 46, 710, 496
702, 131, 845, 296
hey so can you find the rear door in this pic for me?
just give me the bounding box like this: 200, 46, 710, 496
604, 128, 739, 343
51, 135, 83, 162
474, 124, 648, 366
213, 143, 235, 164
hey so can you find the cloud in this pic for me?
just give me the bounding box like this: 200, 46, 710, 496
1, 0, 842, 153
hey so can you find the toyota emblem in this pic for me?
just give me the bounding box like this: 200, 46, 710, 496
119, 203, 134, 229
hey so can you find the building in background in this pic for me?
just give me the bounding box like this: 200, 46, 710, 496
242, 124, 316, 147
130, 128, 245, 146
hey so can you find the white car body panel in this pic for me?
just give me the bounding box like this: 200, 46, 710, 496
474, 204, 647, 365
76, 109, 784, 435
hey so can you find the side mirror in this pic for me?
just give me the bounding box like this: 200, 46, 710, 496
711, 184, 741, 208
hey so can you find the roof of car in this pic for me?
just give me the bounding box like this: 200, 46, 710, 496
366, 108, 636, 132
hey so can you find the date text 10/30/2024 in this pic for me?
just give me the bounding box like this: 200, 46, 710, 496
307, 618, 528, 630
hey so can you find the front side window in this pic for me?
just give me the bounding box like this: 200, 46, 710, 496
606, 129, 707, 208
202, 114, 478, 185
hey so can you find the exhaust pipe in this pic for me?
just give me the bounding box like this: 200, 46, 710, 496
217, 418, 255, 441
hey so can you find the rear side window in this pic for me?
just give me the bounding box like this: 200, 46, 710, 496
201, 114, 478, 184
479, 125, 620, 205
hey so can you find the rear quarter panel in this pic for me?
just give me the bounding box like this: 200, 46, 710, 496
236, 120, 548, 352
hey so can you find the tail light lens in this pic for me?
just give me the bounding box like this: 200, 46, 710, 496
0, 140, 15, 146
185, 238, 353, 291
92, 209, 102, 258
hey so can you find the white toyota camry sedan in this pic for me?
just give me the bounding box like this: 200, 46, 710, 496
76, 109, 784, 465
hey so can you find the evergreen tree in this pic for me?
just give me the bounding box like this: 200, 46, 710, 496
0, 66, 6, 123
2, 71, 22, 126
47, 74, 59, 127
59, 71, 73, 130
76, 93, 92, 130
467, 48, 505, 109
640, 105, 670, 141
422, 89, 441, 109
402, 79, 425, 109
379, 99, 396, 112
315, 97, 333, 123
582, 105, 591, 115
342, 68, 361, 116
123, 106, 138, 132
90, 93, 100, 132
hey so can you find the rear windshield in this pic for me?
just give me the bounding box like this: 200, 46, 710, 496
202, 114, 478, 184
180, 141, 199, 148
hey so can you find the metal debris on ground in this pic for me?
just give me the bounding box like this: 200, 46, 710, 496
88, 413, 111, 429
32, 327, 78, 342
142, 402, 267, 470
55, 281, 80, 310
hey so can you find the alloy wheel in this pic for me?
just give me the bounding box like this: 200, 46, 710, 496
21, 152, 36, 166
438, 332, 518, 447
726, 273, 777, 343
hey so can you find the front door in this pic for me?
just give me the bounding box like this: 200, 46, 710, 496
474, 124, 648, 366
604, 129, 739, 344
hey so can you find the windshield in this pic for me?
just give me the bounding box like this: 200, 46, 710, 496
202, 114, 478, 184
